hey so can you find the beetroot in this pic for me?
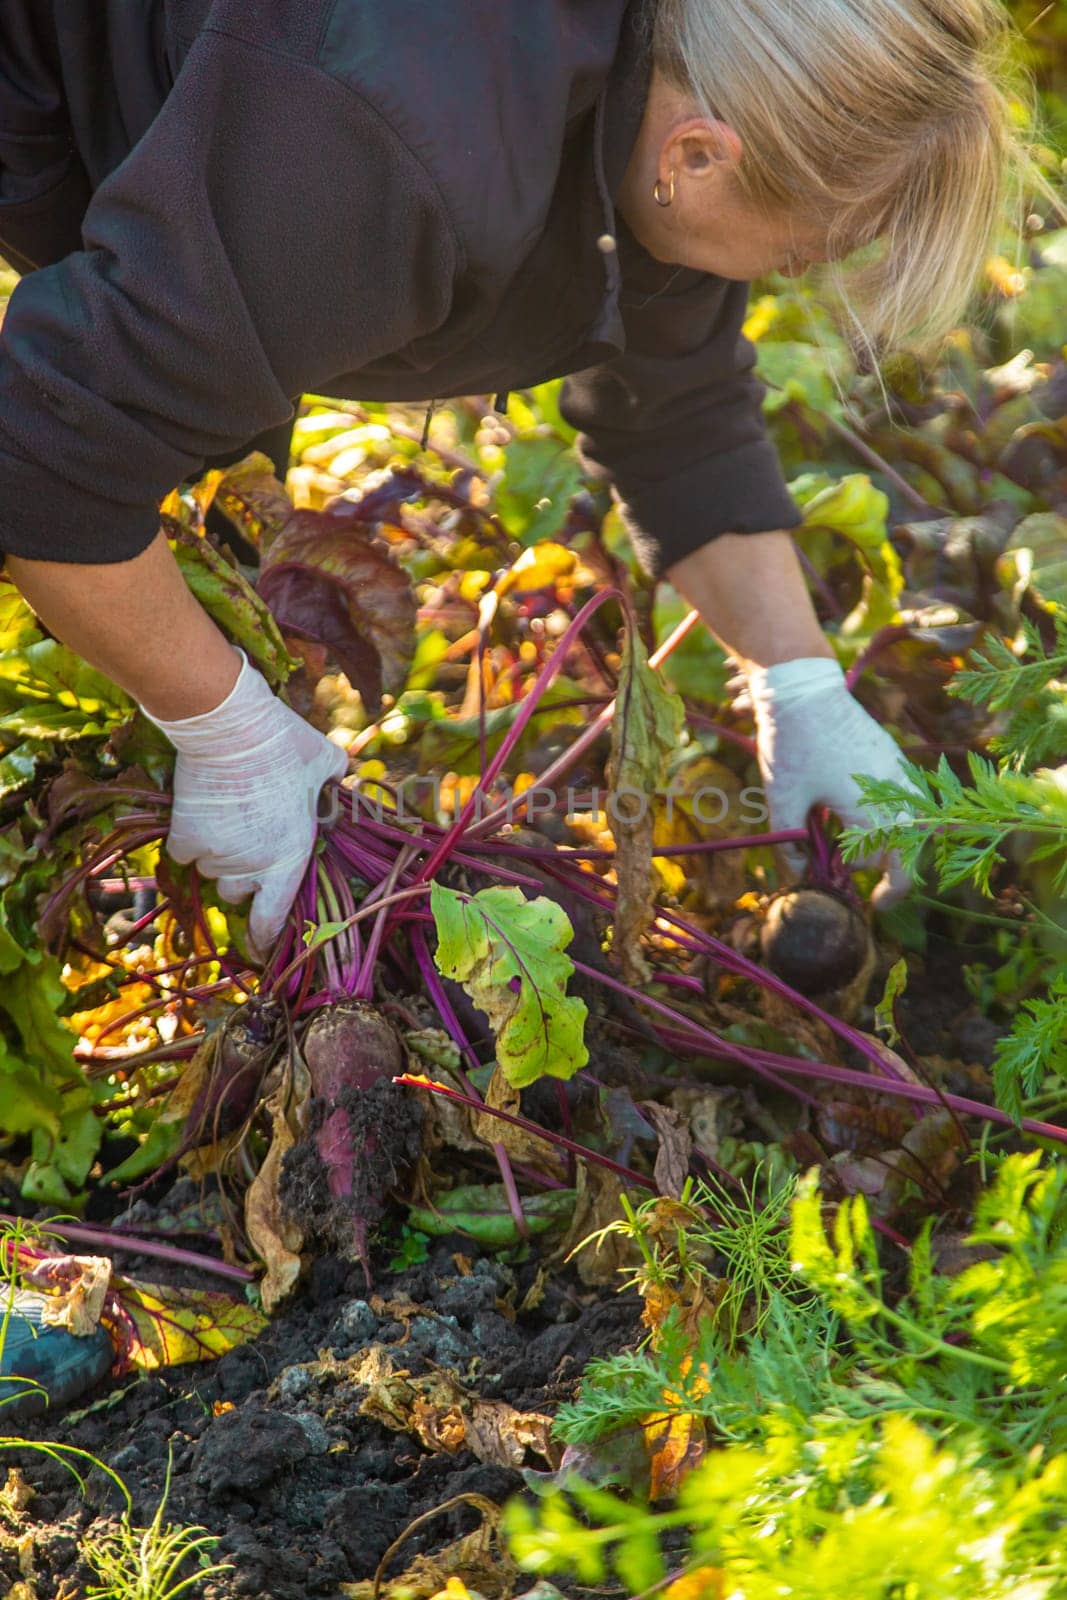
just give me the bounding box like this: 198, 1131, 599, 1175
181, 999, 281, 1150
759, 889, 872, 997
280, 1001, 422, 1283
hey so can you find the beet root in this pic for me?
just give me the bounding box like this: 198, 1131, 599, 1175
759, 889, 872, 997
181, 998, 282, 1150
280, 1002, 421, 1283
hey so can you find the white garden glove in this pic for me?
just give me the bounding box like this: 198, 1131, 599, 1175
747, 657, 917, 910
141, 650, 348, 958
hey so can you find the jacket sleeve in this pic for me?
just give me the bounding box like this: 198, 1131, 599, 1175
0, 30, 458, 564
559, 269, 801, 577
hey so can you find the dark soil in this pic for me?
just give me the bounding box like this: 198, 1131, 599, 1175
2, 1203, 640, 1600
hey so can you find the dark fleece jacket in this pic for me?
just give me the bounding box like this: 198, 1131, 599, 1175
0, 0, 801, 575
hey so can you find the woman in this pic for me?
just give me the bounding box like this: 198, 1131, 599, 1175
0, 0, 1029, 954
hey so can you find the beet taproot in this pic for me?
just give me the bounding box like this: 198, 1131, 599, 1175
759, 888, 872, 997
180, 998, 282, 1151
280, 1000, 421, 1283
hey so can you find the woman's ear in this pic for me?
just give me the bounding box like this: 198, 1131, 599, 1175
664, 118, 743, 182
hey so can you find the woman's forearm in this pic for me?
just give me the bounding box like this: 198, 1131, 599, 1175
665, 529, 833, 671
5, 531, 242, 719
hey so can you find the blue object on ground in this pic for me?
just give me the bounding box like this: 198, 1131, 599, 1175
0, 1290, 114, 1420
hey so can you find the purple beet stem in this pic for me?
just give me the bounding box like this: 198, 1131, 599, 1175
0, 1215, 253, 1283
282, 589, 1067, 1148
410, 927, 532, 1238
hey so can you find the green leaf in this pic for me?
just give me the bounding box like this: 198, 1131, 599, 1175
956, 1153, 1067, 1387
496, 436, 583, 547
652, 586, 730, 704
0, 740, 47, 801
0, 1042, 63, 1138
798, 473, 890, 551
103, 1118, 184, 1186
0, 638, 133, 740
874, 958, 909, 1048
756, 340, 848, 418
20, 1161, 77, 1207
0, 581, 43, 653
302, 919, 350, 950
169, 524, 299, 689
527, 379, 578, 443
2, 959, 80, 1079
430, 882, 589, 1087
407, 1182, 576, 1248
996, 512, 1067, 615
991, 973, 1067, 1122
31, 1095, 101, 1188
606, 624, 684, 982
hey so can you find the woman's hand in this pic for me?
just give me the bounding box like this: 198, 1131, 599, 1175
142, 651, 348, 958
7, 533, 348, 957
666, 529, 915, 906
746, 657, 915, 907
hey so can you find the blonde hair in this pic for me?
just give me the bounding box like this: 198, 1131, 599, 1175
652, 0, 1053, 359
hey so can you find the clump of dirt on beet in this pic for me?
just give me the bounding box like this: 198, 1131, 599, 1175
279, 1000, 423, 1283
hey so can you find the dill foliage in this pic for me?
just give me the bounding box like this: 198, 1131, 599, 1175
841, 617, 1067, 1119
506, 1154, 1067, 1598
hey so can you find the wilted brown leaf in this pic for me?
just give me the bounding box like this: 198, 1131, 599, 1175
855, 1030, 923, 1086
667, 1086, 741, 1166
245, 1066, 310, 1314
0, 1469, 34, 1515
830, 1111, 964, 1219
758, 984, 840, 1058
641, 1276, 719, 1500
411, 1395, 467, 1453
356, 1347, 555, 1467
211, 452, 295, 552
554, 1164, 635, 1287
472, 1066, 569, 1182
642, 1102, 693, 1200
23, 1253, 111, 1337
466, 1401, 557, 1469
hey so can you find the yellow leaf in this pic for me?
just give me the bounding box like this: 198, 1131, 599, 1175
645, 1409, 707, 1501
986, 255, 1028, 298
103, 1278, 266, 1371
663, 1567, 727, 1600
742, 293, 779, 342
497, 541, 577, 596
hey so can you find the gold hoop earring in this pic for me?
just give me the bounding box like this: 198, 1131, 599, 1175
652, 170, 675, 207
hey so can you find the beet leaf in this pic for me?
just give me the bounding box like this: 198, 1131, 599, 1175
606, 620, 685, 983
430, 882, 589, 1087
101, 1273, 266, 1374
257, 502, 417, 708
